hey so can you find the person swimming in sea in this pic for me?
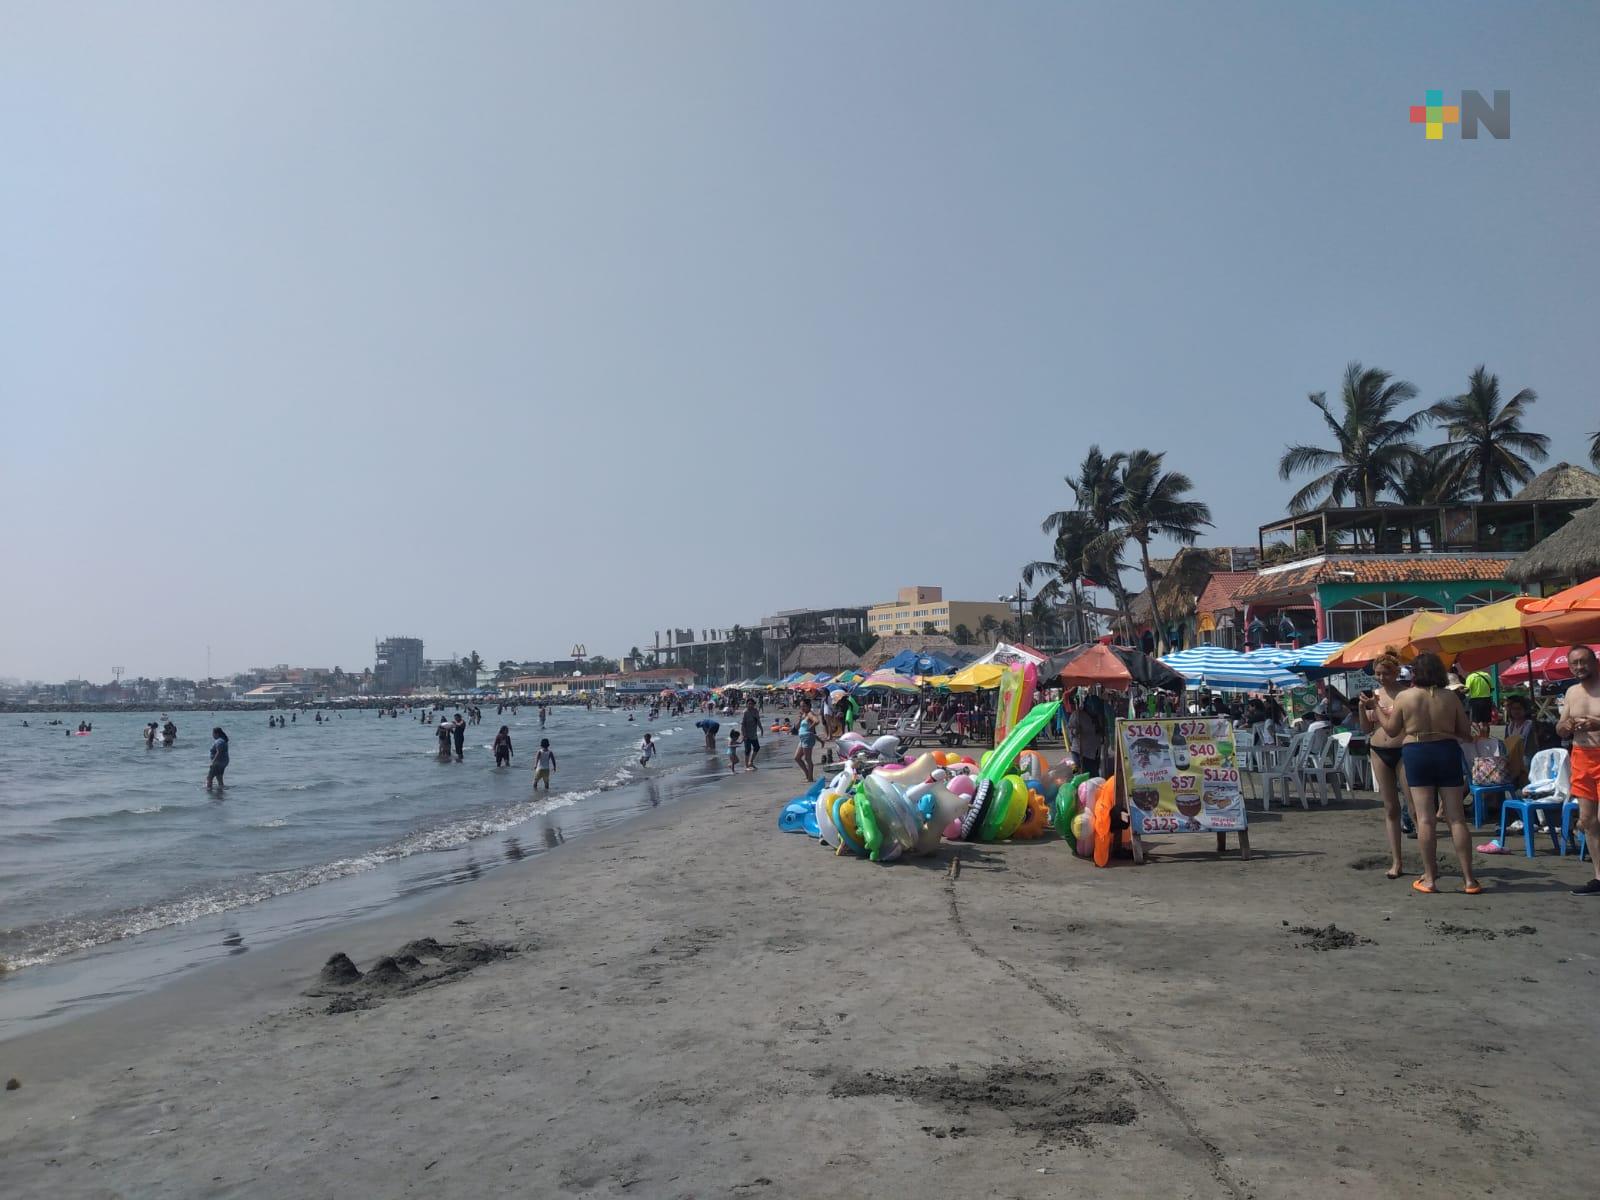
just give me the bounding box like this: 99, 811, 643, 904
493, 725, 513, 768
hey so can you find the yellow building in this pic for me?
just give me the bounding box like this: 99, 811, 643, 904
866, 586, 1016, 638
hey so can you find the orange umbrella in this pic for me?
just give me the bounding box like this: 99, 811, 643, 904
1519, 574, 1600, 614
1322, 610, 1454, 669
1411, 597, 1600, 672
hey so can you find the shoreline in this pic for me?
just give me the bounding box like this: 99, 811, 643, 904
0, 732, 748, 1036
4, 755, 1599, 1197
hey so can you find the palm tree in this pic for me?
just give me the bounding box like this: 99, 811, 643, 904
1278, 362, 1422, 511
1107, 450, 1212, 653
1040, 446, 1135, 637
1425, 366, 1548, 500
1028, 594, 1057, 646
952, 623, 973, 646
1590, 430, 1600, 469
1026, 515, 1124, 646
1393, 450, 1477, 506
978, 614, 1000, 645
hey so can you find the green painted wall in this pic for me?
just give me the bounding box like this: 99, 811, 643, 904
1315, 578, 1509, 611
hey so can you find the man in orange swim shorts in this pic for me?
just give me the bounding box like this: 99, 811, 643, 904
1557, 645, 1600, 896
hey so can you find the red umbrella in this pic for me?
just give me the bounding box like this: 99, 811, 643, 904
1499, 643, 1600, 685
1046, 643, 1134, 689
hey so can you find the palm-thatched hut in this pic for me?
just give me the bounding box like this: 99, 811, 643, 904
1505, 500, 1600, 587
779, 642, 861, 674
1514, 462, 1600, 502
857, 634, 963, 673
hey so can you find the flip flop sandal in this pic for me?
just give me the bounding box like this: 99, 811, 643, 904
1385, 868, 1404, 880
1411, 879, 1437, 894
1462, 882, 1483, 895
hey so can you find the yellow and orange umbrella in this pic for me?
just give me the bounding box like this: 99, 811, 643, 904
1411, 596, 1600, 671
1322, 610, 1454, 669
1519, 574, 1600, 614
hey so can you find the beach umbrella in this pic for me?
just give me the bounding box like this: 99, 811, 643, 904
944, 662, 1006, 691
1158, 646, 1300, 690
1045, 643, 1134, 689
1499, 644, 1600, 685
1519, 574, 1600, 614
1243, 646, 1302, 667
1411, 597, 1600, 670
861, 670, 920, 693
922, 674, 953, 689
1321, 610, 1454, 669
1289, 641, 1345, 671
794, 680, 826, 693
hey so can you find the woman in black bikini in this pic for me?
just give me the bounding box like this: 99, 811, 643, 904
1359, 648, 1410, 880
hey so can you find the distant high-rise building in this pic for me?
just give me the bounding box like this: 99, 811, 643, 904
374, 636, 423, 690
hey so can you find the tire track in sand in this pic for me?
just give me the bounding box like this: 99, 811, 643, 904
944, 862, 1250, 1200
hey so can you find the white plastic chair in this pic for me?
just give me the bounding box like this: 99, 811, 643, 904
1299, 732, 1347, 806
1521, 747, 1570, 800
1260, 732, 1307, 810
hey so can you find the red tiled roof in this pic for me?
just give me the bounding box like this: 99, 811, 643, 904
1196, 571, 1258, 613
1237, 557, 1514, 604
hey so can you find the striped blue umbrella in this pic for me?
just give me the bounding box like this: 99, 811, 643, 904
1160, 646, 1302, 690
1291, 641, 1345, 670
1244, 646, 1302, 667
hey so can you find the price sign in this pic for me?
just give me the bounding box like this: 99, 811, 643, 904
1117, 718, 1248, 836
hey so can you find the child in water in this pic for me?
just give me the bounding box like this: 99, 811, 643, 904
728, 729, 741, 773
533, 738, 556, 789
638, 733, 656, 768
493, 725, 513, 767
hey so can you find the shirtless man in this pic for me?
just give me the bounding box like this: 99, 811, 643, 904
1556, 644, 1600, 896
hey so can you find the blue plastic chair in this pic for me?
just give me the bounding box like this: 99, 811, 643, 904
1498, 749, 1569, 858
1560, 800, 1591, 861
1462, 742, 1514, 827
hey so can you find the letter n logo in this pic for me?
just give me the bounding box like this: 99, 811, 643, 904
1460, 90, 1511, 139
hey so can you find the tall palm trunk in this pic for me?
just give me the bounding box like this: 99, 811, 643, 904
1136, 535, 1162, 652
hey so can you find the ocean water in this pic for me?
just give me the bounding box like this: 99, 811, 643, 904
0, 706, 735, 1037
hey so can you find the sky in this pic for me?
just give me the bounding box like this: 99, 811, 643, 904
2, 2, 1597, 681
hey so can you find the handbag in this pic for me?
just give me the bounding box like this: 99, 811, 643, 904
1470, 741, 1510, 786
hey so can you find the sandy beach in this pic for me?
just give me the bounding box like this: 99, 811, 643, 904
3, 755, 1598, 1199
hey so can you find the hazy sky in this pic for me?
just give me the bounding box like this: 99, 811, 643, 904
3, 2, 1596, 681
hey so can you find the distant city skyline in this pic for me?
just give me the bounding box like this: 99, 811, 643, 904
3, 3, 1597, 680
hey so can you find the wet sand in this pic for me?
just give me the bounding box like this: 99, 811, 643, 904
3, 758, 1598, 1198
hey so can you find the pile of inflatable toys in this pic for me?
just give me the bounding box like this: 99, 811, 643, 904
776, 700, 1127, 866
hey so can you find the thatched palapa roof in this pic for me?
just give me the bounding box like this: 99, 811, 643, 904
1515, 462, 1600, 502
780, 643, 861, 673
857, 635, 962, 672
1505, 501, 1600, 584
